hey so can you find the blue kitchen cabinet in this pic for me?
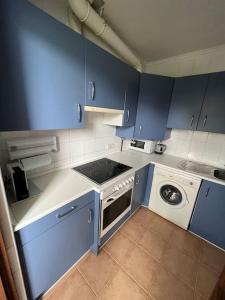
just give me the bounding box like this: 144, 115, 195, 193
134, 74, 174, 140
122, 66, 140, 126
189, 180, 225, 250
197, 72, 225, 133
167, 75, 208, 130
0, 0, 85, 131
131, 165, 149, 214
85, 39, 128, 110
17, 193, 95, 300
143, 164, 155, 207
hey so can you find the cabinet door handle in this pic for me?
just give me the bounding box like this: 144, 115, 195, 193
203, 115, 207, 128
139, 125, 142, 135
77, 104, 81, 122
136, 179, 140, 185
205, 187, 210, 198
190, 115, 194, 127
56, 206, 77, 219
89, 81, 95, 100
126, 109, 130, 123
88, 209, 93, 224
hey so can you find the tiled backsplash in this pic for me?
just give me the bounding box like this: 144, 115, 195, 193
0, 112, 122, 176
163, 129, 225, 167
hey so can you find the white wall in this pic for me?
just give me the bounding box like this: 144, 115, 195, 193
144, 44, 225, 77
0, 112, 121, 177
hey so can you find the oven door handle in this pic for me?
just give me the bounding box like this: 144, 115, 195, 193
106, 198, 115, 203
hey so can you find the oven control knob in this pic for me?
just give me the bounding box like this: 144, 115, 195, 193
128, 178, 132, 183
125, 180, 129, 184
122, 181, 126, 186
131, 176, 134, 181
118, 184, 123, 189
114, 185, 119, 191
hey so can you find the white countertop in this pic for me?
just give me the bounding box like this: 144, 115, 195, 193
10, 150, 225, 231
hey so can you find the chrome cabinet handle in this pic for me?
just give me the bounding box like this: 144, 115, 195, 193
190, 115, 194, 127
139, 125, 142, 135
77, 104, 81, 122
126, 109, 130, 123
136, 179, 140, 185
205, 187, 210, 198
88, 209, 92, 224
56, 206, 77, 219
89, 81, 95, 100
203, 115, 207, 128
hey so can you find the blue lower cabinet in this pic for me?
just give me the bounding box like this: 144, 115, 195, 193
189, 180, 225, 250
17, 197, 95, 300
143, 164, 155, 207
131, 165, 149, 214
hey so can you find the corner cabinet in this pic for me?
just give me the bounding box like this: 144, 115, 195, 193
0, 0, 85, 131
85, 40, 128, 110
189, 180, 225, 250
167, 75, 208, 130
131, 165, 149, 214
16, 192, 95, 300
134, 74, 174, 140
197, 72, 225, 133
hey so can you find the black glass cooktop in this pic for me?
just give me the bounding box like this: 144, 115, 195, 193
73, 158, 132, 185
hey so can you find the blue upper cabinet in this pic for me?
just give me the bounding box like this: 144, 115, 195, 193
85, 39, 128, 110
0, 0, 85, 131
189, 180, 225, 250
134, 74, 174, 140
197, 72, 225, 133
122, 66, 140, 127
167, 75, 208, 130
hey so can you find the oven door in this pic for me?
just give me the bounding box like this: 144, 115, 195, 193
100, 188, 132, 238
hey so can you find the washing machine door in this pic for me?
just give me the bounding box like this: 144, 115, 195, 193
158, 181, 187, 209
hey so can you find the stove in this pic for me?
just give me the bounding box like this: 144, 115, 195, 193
73, 158, 132, 185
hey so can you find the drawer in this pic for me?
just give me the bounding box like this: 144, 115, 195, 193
16, 191, 94, 246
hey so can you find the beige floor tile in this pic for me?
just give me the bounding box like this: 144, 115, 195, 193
200, 241, 225, 274
162, 247, 198, 288
120, 217, 146, 243
44, 268, 96, 300
77, 250, 119, 295
168, 227, 203, 259
100, 269, 148, 300
123, 245, 159, 292
131, 207, 157, 229
194, 292, 207, 300
149, 265, 194, 300
104, 232, 134, 265
195, 264, 219, 299
148, 214, 175, 241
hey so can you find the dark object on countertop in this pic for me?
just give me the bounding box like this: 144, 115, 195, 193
214, 169, 225, 181
11, 166, 29, 200
73, 158, 131, 185
154, 143, 167, 154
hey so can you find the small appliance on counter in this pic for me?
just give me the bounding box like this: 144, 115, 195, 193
154, 143, 167, 154
129, 139, 156, 154
6, 136, 57, 201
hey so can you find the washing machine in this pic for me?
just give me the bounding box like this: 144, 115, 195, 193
149, 165, 201, 229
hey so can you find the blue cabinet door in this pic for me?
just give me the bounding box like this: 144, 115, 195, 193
134, 74, 174, 141
0, 0, 85, 131
123, 66, 140, 127
189, 180, 225, 250
197, 72, 225, 133
85, 40, 127, 110
143, 164, 155, 207
19, 201, 94, 300
131, 165, 149, 214
167, 75, 208, 130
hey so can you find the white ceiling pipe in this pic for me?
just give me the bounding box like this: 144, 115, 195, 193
68, 0, 142, 71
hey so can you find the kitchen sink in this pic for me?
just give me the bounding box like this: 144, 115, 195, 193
178, 160, 225, 181
214, 169, 225, 181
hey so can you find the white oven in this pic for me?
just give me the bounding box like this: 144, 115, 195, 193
100, 174, 134, 238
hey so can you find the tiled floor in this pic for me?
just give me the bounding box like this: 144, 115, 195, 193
43, 207, 225, 300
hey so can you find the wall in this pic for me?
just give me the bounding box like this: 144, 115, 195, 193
0, 112, 121, 177
163, 129, 225, 168
144, 44, 225, 77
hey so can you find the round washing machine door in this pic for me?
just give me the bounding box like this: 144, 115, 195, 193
157, 181, 188, 209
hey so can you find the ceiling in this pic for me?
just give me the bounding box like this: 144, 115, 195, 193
103, 0, 225, 62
